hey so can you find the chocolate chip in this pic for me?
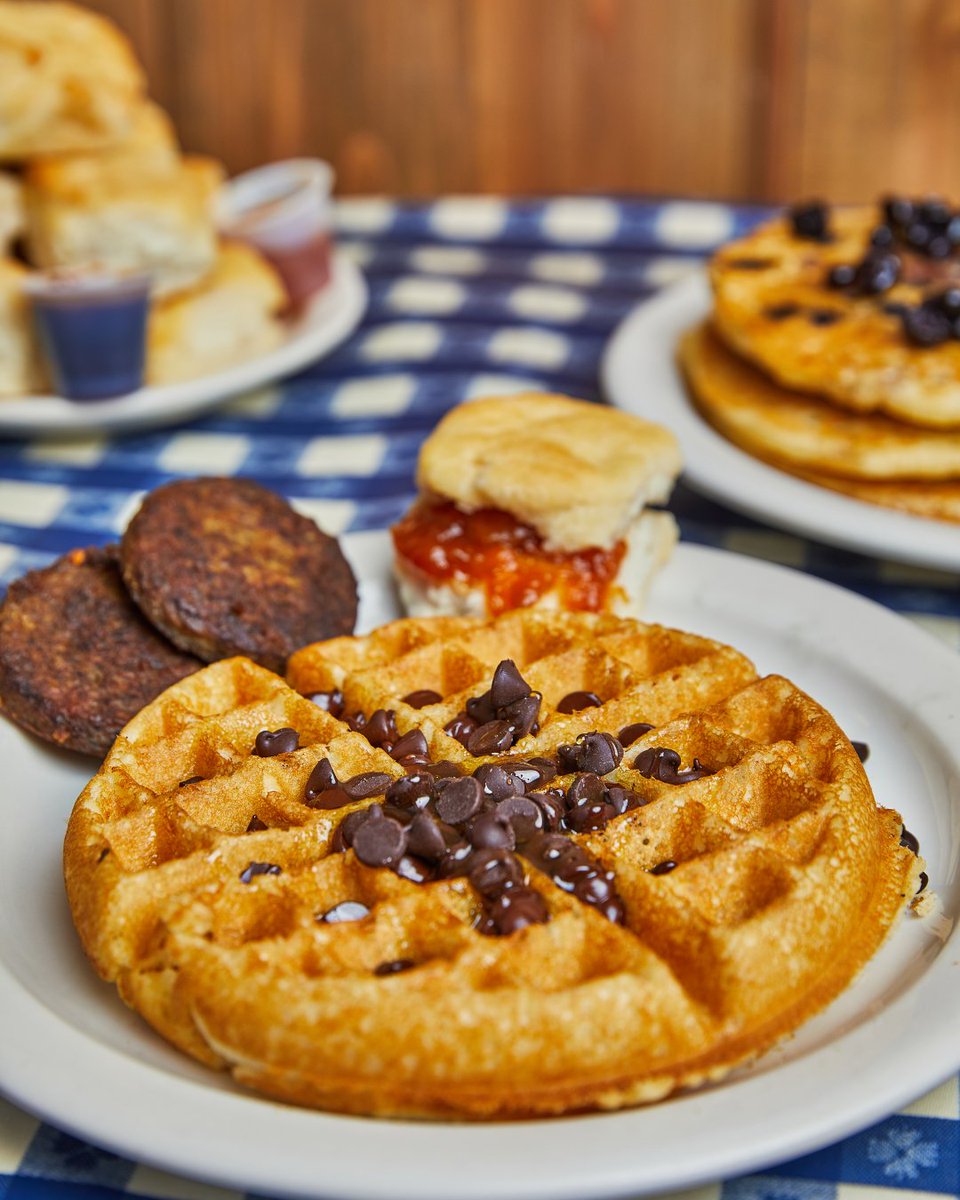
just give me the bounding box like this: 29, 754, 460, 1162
903, 304, 952, 346
331, 808, 372, 851
577, 732, 623, 776
728, 257, 774, 269
304, 756, 338, 804
436, 841, 473, 877
319, 900, 370, 923
900, 826, 920, 855
341, 771, 395, 800
364, 709, 398, 750
649, 859, 678, 875
374, 958, 416, 975
809, 308, 843, 326
431, 759, 464, 778
851, 740, 870, 763
883, 196, 915, 227
565, 772, 607, 808
484, 886, 549, 935
502, 693, 541, 740
394, 854, 437, 883
528, 790, 565, 830
467, 810, 516, 851
402, 689, 442, 709
467, 719, 515, 756
390, 729, 429, 762
352, 815, 408, 868
252, 727, 299, 757
385, 772, 435, 810
634, 746, 712, 784
246, 814, 267, 832
870, 224, 895, 247
307, 784, 356, 810
474, 763, 526, 800
790, 200, 830, 241
605, 784, 642, 815
444, 712, 477, 747
468, 848, 525, 898
406, 812, 449, 861
309, 689, 344, 718
512, 757, 557, 786
239, 861, 282, 883
178, 775, 203, 788
764, 303, 799, 320
556, 690, 603, 714
490, 659, 533, 710
495, 794, 543, 841
917, 871, 929, 894
435, 776, 483, 824
380, 802, 414, 826
828, 263, 857, 289
614, 720, 652, 748
563, 800, 618, 833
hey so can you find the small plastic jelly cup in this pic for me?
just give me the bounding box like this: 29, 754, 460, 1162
220, 159, 334, 309
25, 270, 151, 401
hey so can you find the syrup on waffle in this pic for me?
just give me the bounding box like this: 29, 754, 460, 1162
64, 611, 922, 1118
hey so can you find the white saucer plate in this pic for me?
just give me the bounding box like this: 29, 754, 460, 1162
0, 250, 367, 438
1, 533, 958, 1200
602, 271, 960, 572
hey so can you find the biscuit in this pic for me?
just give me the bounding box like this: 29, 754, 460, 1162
0, 170, 22, 253
0, 546, 200, 757
0, 257, 45, 397
120, 477, 358, 674
711, 204, 960, 429
680, 322, 960, 480
415, 393, 682, 552
147, 241, 285, 383
0, 2, 145, 159
24, 104, 222, 297
64, 612, 921, 1117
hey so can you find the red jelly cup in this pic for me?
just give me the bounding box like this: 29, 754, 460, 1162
220, 159, 334, 310
24, 270, 151, 401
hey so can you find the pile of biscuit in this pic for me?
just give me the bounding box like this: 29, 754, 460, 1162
0, 1, 286, 397
681, 197, 960, 524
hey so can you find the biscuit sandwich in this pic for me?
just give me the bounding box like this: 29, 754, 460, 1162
391, 393, 682, 619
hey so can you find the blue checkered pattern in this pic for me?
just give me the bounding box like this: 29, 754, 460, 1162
0, 195, 958, 1200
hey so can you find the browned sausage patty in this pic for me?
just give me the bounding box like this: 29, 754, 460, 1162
0, 546, 202, 757
120, 477, 358, 673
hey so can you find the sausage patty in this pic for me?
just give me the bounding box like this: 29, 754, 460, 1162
120, 477, 358, 673
0, 546, 202, 757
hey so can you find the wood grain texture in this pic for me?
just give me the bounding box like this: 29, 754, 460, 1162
33, 0, 960, 202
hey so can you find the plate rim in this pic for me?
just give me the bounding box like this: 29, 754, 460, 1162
1, 534, 959, 1200
601, 269, 960, 572
0, 249, 367, 438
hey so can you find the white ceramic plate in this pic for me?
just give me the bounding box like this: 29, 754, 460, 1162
1, 532, 959, 1200
602, 270, 960, 571
0, 251, 366, 438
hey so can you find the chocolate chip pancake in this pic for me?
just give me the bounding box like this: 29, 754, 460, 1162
711, 200, 960, 429
64, 610, 921, 1118
680, 322, 960, 481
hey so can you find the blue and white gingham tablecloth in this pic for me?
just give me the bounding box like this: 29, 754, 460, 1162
0, 196, 958, 1200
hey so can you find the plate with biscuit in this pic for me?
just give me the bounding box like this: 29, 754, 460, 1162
603, 198, 960, 571
0, 460, 959, 1200
0, 2, 366, 436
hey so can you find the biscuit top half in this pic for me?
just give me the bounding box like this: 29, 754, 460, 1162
415, 393, 682, 551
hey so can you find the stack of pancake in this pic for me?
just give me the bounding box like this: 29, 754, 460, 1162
679, 199, 960, 524
0, 1, 285, 396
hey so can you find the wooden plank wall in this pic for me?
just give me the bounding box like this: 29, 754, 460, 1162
67, 0, 960, 202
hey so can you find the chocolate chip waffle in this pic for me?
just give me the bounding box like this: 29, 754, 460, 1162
64, 611, 921, 1118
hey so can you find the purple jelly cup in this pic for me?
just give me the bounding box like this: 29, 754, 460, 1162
24, 269, 151, 401
220, 159, 334, 309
